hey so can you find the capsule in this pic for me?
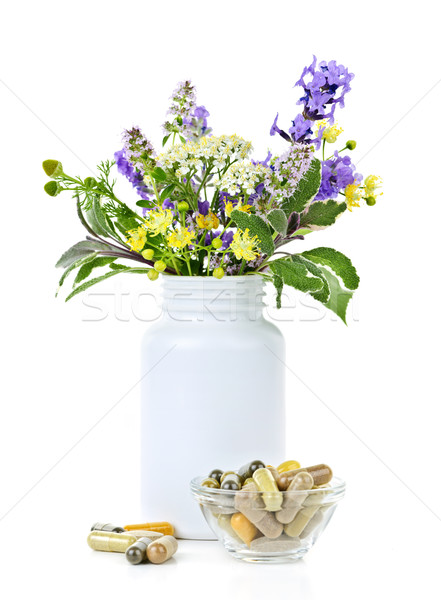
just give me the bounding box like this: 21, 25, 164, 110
278, 464, 333, 490
208, 469, 223, 483
255, 511, 283, 538
201, 477, 220, 489
252, 468, 283, 511
235, 482, 266, 524
284, 504, 320, 537
217, 514, 242, 542
299, 509, 325, 539
146, 536, 178, 564
230, 512, 257, 547
87, 531, 137, 553
123, 522, 174, 536
266, 465, 280, 485
124, 530, 163, 541
237, 460, 265, 481
90, 522, 125, 533
277, 459, 301, 474
276, 471, 314, 524
125, 537, 154, 565
220, 473, 242, 490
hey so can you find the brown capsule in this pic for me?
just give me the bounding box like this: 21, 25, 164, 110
234, 482, 266, 524
276, 471, 314, 524
146, 535, 178, 564
255, 511, 284, 539
278, 464, 333, 490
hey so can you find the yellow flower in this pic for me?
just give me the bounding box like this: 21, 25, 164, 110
230, 228, 261, 261
144, 208, 173, 236
364, 174, 383, 200
167, 227, 196, 249
316, 119, 343, 144
344, 183, 363, 212
126, 227, 147, 252
224, 201, 252, 218
196, 211, 220, 230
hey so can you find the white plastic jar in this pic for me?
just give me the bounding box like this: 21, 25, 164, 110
141, 275, 286, 539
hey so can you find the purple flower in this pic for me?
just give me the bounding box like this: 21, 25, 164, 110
315, 152, 362, 201
198, 199, 210, 216
114, 149, 152, 203
221, 230, 234, 250
121, 127, 156, 173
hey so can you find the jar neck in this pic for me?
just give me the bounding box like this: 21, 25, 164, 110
160, 275, 265, 322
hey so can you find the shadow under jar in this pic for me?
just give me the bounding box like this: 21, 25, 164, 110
141, 275, 286, 540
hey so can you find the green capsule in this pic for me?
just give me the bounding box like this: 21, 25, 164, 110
208, 469, 223, 483
125, 537, 154, 565
238, 460, 266, 481
220, 473, 242, 490
253, 467, 283, 511
220, 470, 237, 484
201, 477, 220, 489
91, 522, 125, 533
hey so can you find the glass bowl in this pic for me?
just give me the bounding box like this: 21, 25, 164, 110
190, 475, 345, 563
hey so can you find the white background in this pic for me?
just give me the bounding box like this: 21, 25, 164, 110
1, 1, 440, 598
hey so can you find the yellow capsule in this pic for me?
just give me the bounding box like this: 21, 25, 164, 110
201, 477, 220, 489
284, 505, 320, 538
87, 531, 137, 553
252, 468, 283, 511
277, 460, 301, 474
124, 522, 174, 536
230, 512, 258, 547
146, 535, 178, 564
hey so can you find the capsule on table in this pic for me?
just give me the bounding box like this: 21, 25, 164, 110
237, 460, 266, 481
87, 531, 137, 553
146, 536, 178, 564
220, 472, 242, 490
124, 530, 163, 541
230, 512, 258, 547
276, 471, 314, 524
90, 522, 125, 533
278, 464, 333, 490
252, 468, 283, 511
123, 522, 174, 536
201, 477, 220, 489
125, 537, 154, 565
277, 459, 301, 474
208, 469, 223, 483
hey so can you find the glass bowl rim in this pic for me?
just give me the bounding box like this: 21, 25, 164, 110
190, 475, 346, 496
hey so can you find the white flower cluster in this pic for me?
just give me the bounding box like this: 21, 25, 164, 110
157, 135, 253, 178
217, 161, 271, 196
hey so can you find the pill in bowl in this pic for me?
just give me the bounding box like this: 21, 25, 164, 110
190, 459, 345, 563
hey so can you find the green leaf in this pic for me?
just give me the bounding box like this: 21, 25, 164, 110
230, 210, 275, 256
162, 134, 170, 147
294, 228, 313, 236
281, 158, 321, 215
74, 256, 117, 285
109, 263, 128, 270
56, 252, 99, 296
160, 184, 176, 201
151, 167, 167, 182
321, 268, 354, 325
300, 247, 360, 290
273, 274, 283, 309
179, 135, 186, 144
86, 197, 117, 239
269, 257, 324, 294
300, 200, 346, 229
289, 255, 330, 303
55, 240, 112, 268
136, 200, 153, 208
267, 209, 288, 235
65, 267, 150, 302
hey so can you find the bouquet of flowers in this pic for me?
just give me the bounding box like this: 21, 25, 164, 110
44, 57, 381, 323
